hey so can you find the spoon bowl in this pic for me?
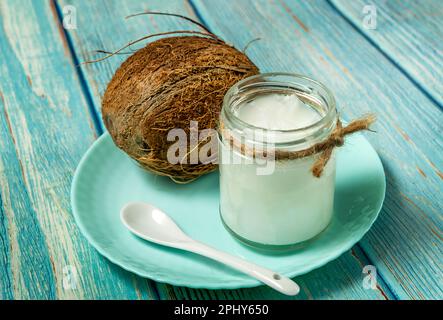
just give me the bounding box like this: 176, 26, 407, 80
121, 202, 190, 245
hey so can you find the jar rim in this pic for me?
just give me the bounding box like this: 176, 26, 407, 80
222, 72, 337, 136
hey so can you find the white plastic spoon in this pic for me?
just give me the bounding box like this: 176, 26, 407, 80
120, 202, 300, 296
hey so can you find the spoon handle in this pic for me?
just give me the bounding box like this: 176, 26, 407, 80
182, 241, 300, 296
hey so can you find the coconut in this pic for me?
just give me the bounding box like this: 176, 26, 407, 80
102, 35, 259, 182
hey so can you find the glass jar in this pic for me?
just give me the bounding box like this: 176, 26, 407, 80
218, 73, 338, 249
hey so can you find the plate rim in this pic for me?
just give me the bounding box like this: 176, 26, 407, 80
71, 132, 386, 290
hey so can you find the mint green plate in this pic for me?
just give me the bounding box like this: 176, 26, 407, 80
71, 132, 385, 289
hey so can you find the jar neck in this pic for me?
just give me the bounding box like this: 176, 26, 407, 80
220, 73, 337, 151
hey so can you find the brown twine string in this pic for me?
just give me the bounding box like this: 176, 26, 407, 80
222, 114, 376, 178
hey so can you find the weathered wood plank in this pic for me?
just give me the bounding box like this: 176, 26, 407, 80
191, 0, 443, 299
0, 103, 55, 299
331, 0, 443, 107
61, 0, 393, 299
0, 0, 156, 299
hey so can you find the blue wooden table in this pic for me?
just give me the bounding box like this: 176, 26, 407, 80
0, 0, 442, 300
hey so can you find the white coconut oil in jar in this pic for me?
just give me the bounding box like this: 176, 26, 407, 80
218, 73, 338, 248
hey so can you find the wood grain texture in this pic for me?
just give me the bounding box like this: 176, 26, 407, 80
331, 0, 443, 107
191, 0, 443, 299
59, 0, 393, 299
0, 0, 156, 299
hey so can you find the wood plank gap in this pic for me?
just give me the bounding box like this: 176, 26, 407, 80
188, 0, 215, 35
326, 0, 443, 111
51, 0, 104, 135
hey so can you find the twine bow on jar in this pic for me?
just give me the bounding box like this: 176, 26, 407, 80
222, 114, 376, 178
309, 114, 376, 177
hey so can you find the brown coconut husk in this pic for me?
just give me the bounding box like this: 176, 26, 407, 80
102, 35, 259, 183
